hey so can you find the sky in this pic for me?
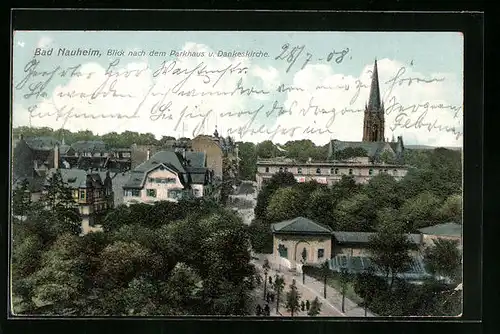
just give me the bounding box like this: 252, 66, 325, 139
12, 31, 463, 146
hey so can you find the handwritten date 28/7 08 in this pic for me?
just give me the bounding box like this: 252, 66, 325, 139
274, 43, 351, 73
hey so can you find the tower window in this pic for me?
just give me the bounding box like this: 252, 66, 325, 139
297, 167, 302, 174
316, 168, 321, 174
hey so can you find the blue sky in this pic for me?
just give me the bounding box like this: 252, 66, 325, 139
12, 31, 463, 146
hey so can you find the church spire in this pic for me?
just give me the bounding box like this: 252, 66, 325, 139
362, 58, 386, 142
368, 58, 382, 112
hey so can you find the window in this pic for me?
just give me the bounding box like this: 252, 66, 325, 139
80, 190, 86, 199
146, 189, 157, 197
131, 189, 140, 197
265, 167, 269, 173
168, 189, 182, 199
384, 169, 388, 173
148, 177, 155, 183
379, 169, 383, 174
334, 168, 339, 175
393, 169, 398, 175
297, 167, 302, 174
284, 167, 288, 172
317, 249, 325, 259
316, 168, 321, 174
278, 244, 288, 258
279, 167, 283, 173
348, 168, 353, 175
369, 169, 374, 175
330, 168, 335, 174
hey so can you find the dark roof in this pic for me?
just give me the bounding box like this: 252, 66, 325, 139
45, 168, 108, 189
331, 140, 394, 158
332, 231, 422, 245
123, 150, 187, 188
185, 151, 206, 168
25, 137, 60, 151
418, 223, 462, 237
272, 217, 332, 235
71, 140, 107, 152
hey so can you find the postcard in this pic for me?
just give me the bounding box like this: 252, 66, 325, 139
10, 30, 463, 317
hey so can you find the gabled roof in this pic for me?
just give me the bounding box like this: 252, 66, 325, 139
332, 231, 422, 245
25, 137, 60, 151
418, 223, 462, 237
45, 168, 105, 189
185, 151, 206, 168
123, 151, 187, 189
272, 217, 332, 235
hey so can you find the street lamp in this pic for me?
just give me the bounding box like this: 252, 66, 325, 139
301, 247, 307, 284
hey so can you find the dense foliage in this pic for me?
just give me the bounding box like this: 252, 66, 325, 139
11, 176, 257, 316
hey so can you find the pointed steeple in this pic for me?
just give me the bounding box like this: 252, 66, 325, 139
391, 133, 395, 142
368, 58, 382, 112
213, 125, 219, 138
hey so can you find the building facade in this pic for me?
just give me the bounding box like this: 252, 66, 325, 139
44, 168, 114, 234
122, 150, 212, 205
271, 217, 333, 268
256, 157, 408, 190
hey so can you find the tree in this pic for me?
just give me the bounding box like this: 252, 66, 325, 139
379, 150, 396, 164
333, 193, 377, 232
263, 259, 270, 299
438, 194, 462, 223
305, 188, 336, 226
256, 140, 278, 159
266, 187, 303, 223
273, 275, 285, 313
308, 297, 322, 316
254, 171, 296, 220
285, 279, 301, 316
320, 261, 330, 298
353, 270, 387, 316
424, 239, 462, 283
12, 179, 31, 219
42, 170, 81, 236
368, 222, 413, 288
237, 142, 257, 181
339, 268, 350, 313
400, 191, 442, 230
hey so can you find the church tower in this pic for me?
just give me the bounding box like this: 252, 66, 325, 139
362, 59, 385, 142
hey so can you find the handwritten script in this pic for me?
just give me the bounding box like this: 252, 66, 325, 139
14, 44, 462, 141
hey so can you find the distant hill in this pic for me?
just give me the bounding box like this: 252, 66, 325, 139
406, 145, 462, 151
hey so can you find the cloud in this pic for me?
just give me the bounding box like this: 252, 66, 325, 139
277, 58, 463, 146
12, 48, 462, 147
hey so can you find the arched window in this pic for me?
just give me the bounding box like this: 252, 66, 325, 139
330, 168, 335, 174
334, 168, 339, 175
348, 168, 353, 175
369, 169, 373, 175
316, 168, 321, 174
279, 167, 283, 173
297, 167, 302, 174
384, 169, 388, 173
265, 167, 269, 173
379, 169, 383, 174
393, 169, 398, 175
284, 167, 288, 172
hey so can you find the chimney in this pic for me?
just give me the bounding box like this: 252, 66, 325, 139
146, 148, 151, 160
54, 143, 60, 169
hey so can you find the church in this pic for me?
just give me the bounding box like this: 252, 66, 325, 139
328, 59, 405, 163
255, 60, 408, 190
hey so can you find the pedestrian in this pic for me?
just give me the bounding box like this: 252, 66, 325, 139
306, 299, 310, 311
301, 300, 306, 311
264, 304, 270, 316
256, 304, 262, 316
